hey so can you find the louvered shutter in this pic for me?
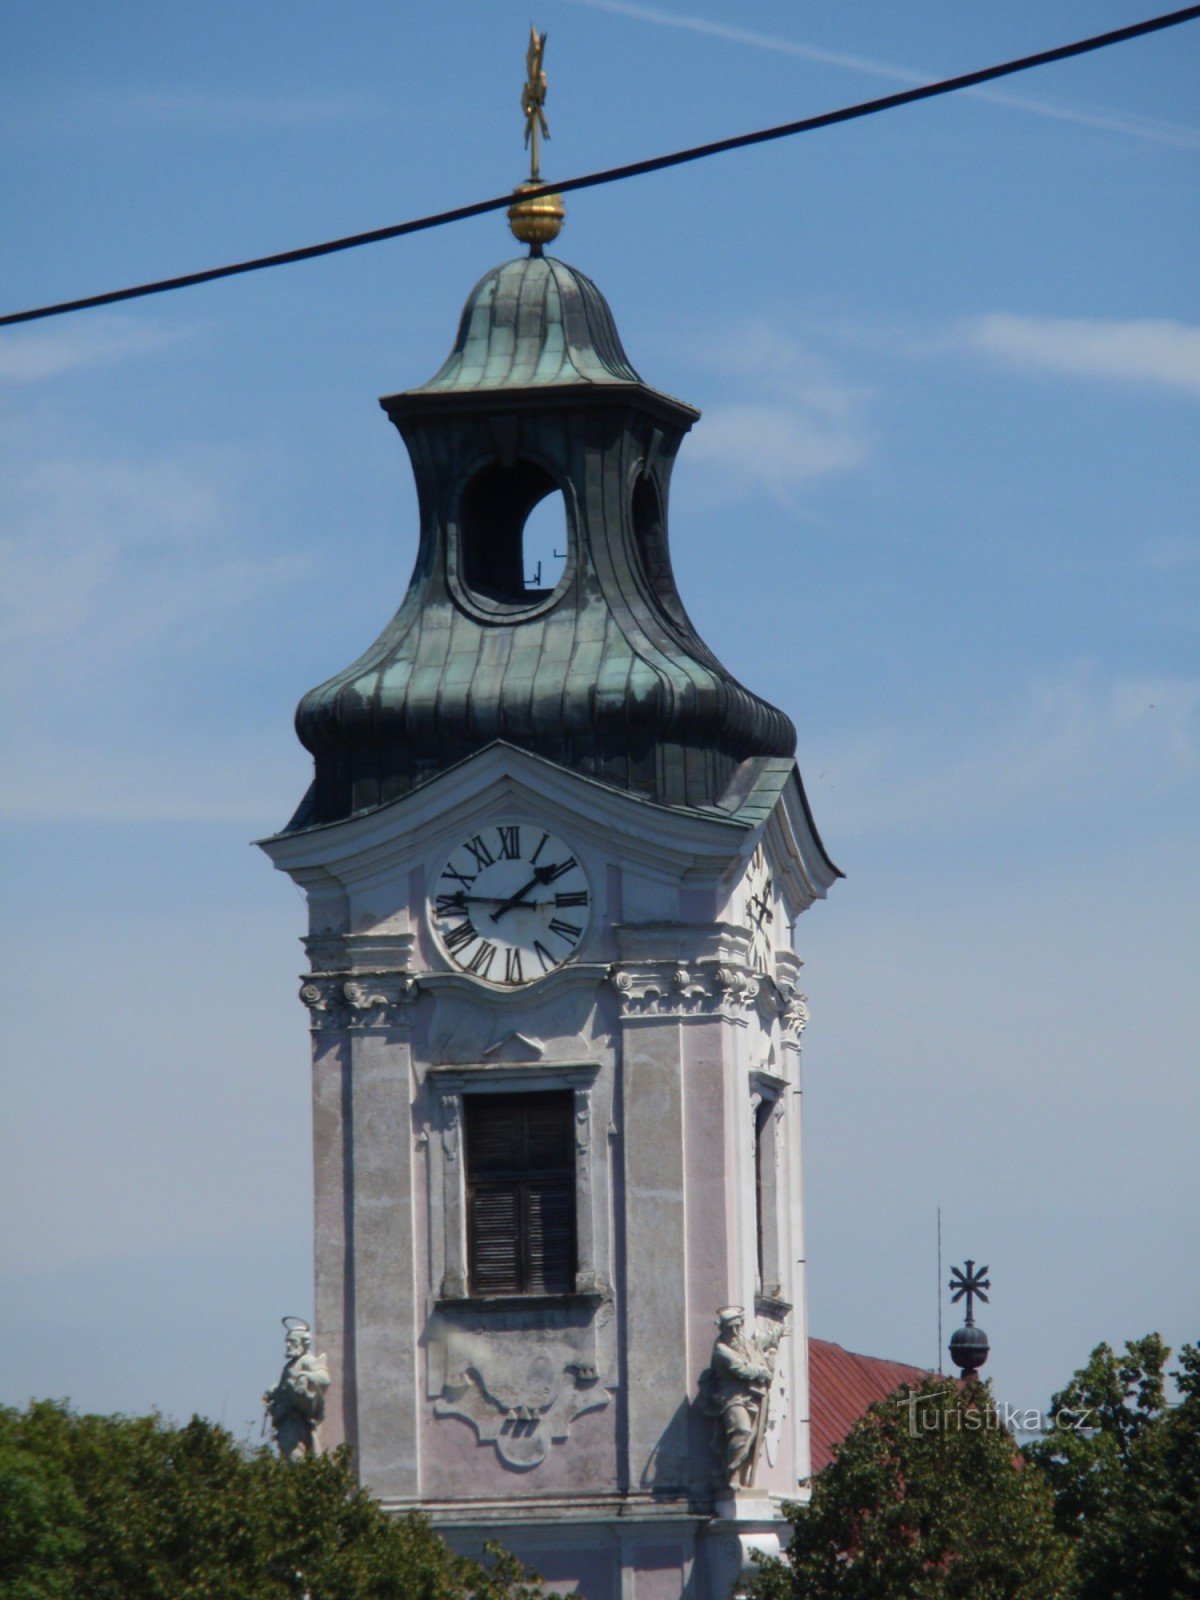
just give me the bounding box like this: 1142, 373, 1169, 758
468, 1184, 521, 1295
465, 1092, 576, 1295
524, 1179, 575, 1294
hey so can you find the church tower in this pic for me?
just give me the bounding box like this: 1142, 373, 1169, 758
260, 121, 840, 1592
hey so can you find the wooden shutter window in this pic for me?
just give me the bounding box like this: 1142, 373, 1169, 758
465, 1092, 576, 1296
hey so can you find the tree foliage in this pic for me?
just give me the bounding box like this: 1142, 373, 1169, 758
1025, 1335, 1200, 1600
750, 1374, 1074, 1600
753, 1336, 1200, 1600
0, 1401, 548, 1600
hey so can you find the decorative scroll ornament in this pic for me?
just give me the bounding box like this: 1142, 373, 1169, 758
608, 961, 759, 1020
298, 972, 419, 1030
775, 980, 810, 1048
431, 1319, 610, 1469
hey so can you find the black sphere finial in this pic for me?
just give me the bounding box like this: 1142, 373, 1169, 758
948, 1259, 991, 1374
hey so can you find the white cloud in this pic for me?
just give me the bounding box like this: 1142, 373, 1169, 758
0, 441, 308, 653
1144, 536, 1200, 570
0, 407, 318, 820
810, 662, 1200, 839
964, 314, 1200, 397
565, 0, 1200, 149
688, 403, 865, 499
0, 315, 189, 382
0, 736, 304, 824
684, 320, 868, 500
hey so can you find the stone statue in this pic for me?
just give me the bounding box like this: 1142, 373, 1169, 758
701, 1306, 785, 1487
263, 1317, 330, 1463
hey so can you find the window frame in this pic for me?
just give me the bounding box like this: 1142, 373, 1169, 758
463, 1090, 577, 1297
427, 1062, 609, 1307
750, 1069, 789, 1306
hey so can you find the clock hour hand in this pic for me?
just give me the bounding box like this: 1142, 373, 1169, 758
488, 862, 560, 922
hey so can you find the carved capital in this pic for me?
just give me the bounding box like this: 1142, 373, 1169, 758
299, 971, 419, 1031
776, 982, 809, 1049
608, 960, 759, 1020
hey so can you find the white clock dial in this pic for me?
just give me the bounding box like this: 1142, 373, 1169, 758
742, 843, 775, 976
431, 823, 591, 986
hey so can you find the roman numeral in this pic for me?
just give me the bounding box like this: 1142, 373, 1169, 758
504, 948, 524, 985
549, 918, 582, 945
529, 831, 550, 865
444, 919, 476, 953
466, 940, 496, 978
463, 835, 494, 872
435, 891, 466, 915
554, 890, 588, 908
497, 825, 521, 860
542, 856, 577, 883
533, 940, 556, 973
441, 865, 475, 889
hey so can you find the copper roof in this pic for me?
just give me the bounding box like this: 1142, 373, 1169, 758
289, 253, 828, 830
809, 1337, 930, 1475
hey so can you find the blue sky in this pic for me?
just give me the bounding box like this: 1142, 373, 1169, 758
2, 1, 1197, 1438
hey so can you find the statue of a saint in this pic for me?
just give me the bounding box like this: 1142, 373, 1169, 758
701, 1306, 785, 1486
263, 1317, 330, 1463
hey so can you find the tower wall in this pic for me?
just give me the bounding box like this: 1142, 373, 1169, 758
262, 250, 838, 1598
263, 748, 826, 1598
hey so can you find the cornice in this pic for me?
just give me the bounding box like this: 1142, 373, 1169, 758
298, 970, 419, 1031
608, 958, 760, 1021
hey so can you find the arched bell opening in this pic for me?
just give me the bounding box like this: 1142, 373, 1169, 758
631, 469, 684, 627
458, 459, 569, 604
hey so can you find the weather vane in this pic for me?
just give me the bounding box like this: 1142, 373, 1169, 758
949, 1259, 990, 1324
521, 27, 551, 182
507, 26, 565, 253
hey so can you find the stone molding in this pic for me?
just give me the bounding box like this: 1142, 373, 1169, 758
775, 980, 809, 1050
299, 971, 419, 1031
608, 960, 760, 1021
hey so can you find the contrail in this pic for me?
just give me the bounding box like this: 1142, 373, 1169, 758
564, 0, 1200, 150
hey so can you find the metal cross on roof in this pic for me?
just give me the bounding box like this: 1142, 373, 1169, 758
949, 1259, 990, 1325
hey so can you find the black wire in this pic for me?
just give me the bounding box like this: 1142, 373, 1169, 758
3, 4, 1197, 329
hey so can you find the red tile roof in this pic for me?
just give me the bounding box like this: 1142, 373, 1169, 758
808, 1338, 929, 1475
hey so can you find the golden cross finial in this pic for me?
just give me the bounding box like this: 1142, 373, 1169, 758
521, 27, 550, 181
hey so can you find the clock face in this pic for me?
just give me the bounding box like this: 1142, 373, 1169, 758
431, 823, 591, 987
742, 843, 775, 976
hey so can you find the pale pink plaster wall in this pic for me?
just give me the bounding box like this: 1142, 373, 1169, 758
312, 1033, 349, 1449
629, 1545, 691, 1600
683, 1018, 734, 1480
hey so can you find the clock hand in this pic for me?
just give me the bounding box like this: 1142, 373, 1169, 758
489, 862, 560, 922
459, 894, 556, 910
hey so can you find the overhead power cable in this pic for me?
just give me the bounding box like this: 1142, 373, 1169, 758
2, 4, 1197, 330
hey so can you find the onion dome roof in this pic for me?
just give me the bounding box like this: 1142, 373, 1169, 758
287, 252, 834, 877
413, 255, 642, 394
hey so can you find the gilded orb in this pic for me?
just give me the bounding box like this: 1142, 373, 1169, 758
507, 181, 566, 249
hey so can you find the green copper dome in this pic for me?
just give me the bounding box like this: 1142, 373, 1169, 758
289, 255, 818, 832
414, 255, 642, 394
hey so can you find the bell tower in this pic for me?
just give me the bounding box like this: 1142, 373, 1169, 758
260, 53, 840, 1594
